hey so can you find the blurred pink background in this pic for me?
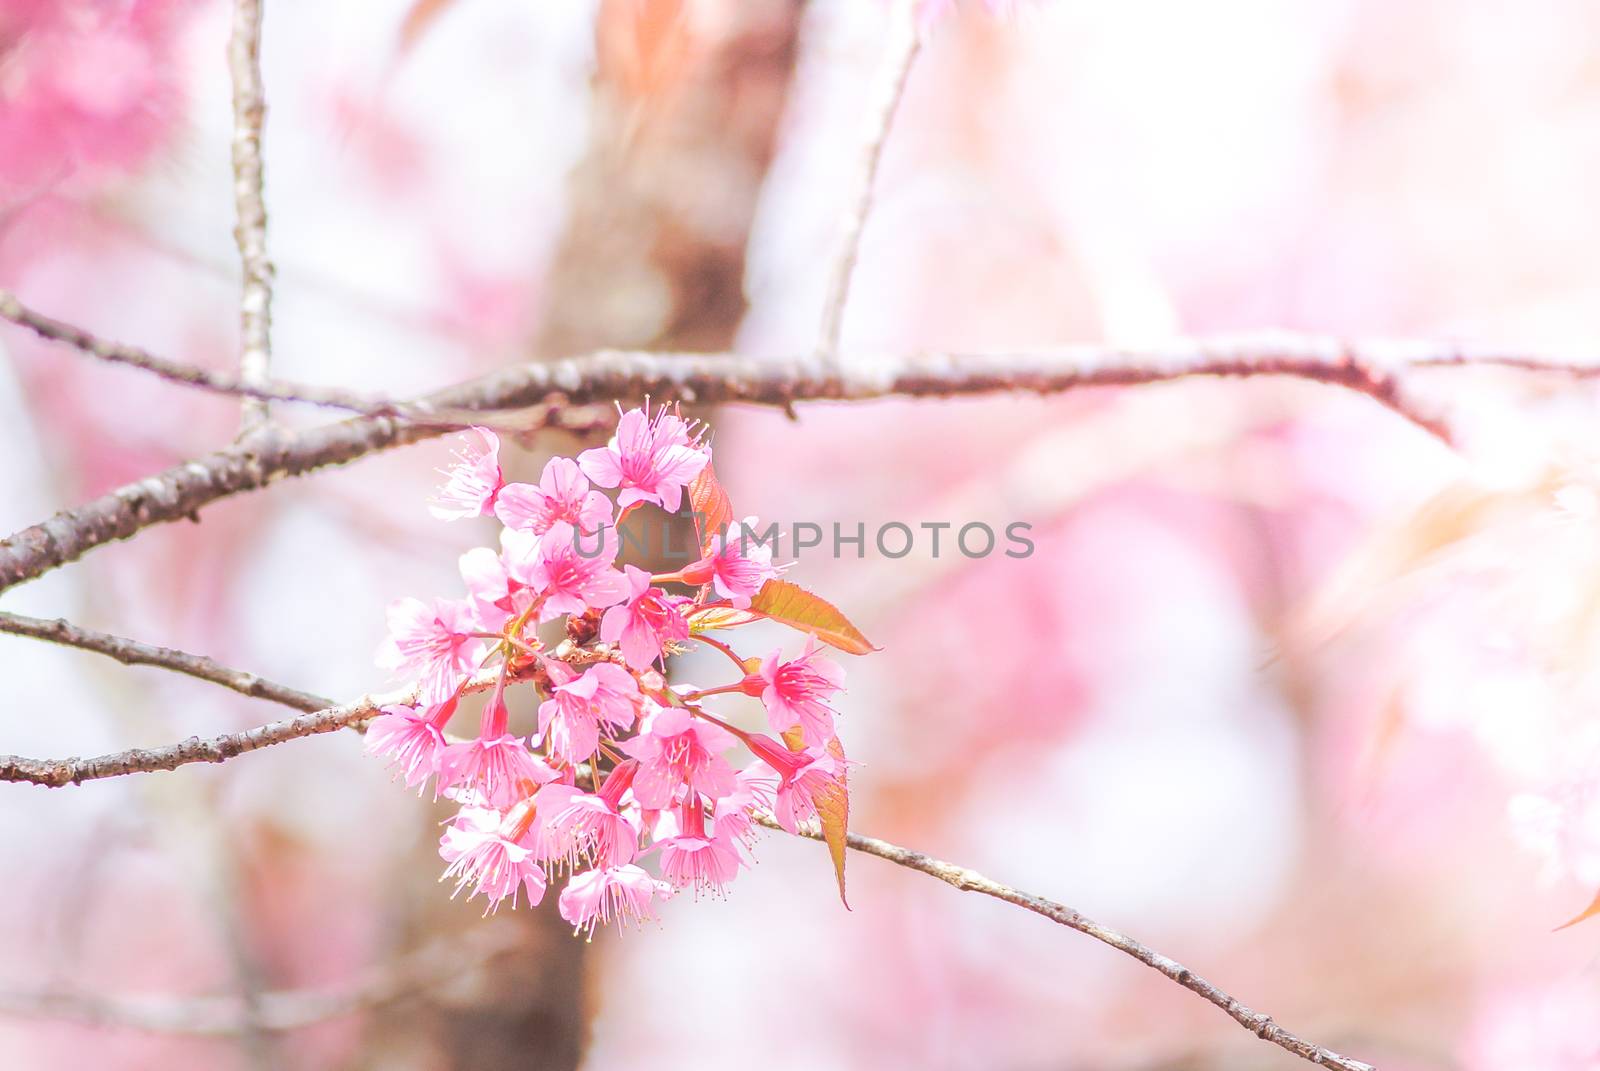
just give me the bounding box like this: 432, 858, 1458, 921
5, 1, 1600, 1068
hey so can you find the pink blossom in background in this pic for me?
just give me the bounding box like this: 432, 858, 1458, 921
0, 0, 197, 195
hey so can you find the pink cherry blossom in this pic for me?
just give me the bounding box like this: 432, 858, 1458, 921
743, 636, 846, 748
439, 682, 558, 807
620, 703, 738, 809
365, 699, 456, 794
558, 864, 665, 936
458, 545, 519, 632
681, 518, 783, 608
744, 733, 846, 835
429, 427, 504, 520
537, 661, 640, 763
536, 762, 640, 869
658, 803, 747, 897
717, 766, 777, 849
601, 565, 691, 670
376, 596, 486, 703
577, 404, 709, 513
439, 805, 547, 912
494, 456, 613, 535
525, 523, 630, 622
371, 402, 867, 927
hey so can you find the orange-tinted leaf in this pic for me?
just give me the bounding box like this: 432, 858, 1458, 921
749, 580, 878, 656
780, 726, 807, 752
689, 462, 733, 553
596, 0, 695, 103
686, 605, 761, 633
1556, 888, 1600, 931
396, 0, 459, 55
817, 736, 850, 909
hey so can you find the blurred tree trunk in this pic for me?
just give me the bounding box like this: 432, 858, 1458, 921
363, 4, 802, 1069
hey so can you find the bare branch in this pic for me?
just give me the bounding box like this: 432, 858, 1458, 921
768, 818, 1377, 1071
0, 924, 523, 1036
0, 622, 1371, 1067
0, 629, 1375, 1071
816, 0, 924, 362
0, 287, 621, 434
0, 611, 327, 712
0, 704, 360, 788
0, 287, 402, 414
228, 0, 274, 434
0, 334, 1481, 595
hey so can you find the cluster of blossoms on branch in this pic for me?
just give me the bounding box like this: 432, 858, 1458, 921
365, 405, 871, 935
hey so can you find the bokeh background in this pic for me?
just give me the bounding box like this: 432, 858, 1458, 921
4, 1, 1600, 1068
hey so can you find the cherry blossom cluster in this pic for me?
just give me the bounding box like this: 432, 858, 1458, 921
367, 405, 857, 935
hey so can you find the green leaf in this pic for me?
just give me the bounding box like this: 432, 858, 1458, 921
748, 580, 879, 655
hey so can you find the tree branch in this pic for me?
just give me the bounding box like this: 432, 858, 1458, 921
0, 634, 1375, 1070
0, 335, 1473, 596
816, 0, 923, 362
0, 616, 1373, 1066
228, 0, 275, 435
767, 818, 1377, 1071
0, 611, 327, 712
0, 704, 356, 788
0, 287, 403, 415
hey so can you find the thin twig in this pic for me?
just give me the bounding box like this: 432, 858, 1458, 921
0, 611, 328, 712
0, 629, 1376, 1071
229, 0, 275, 435
0, 287, 397, 414
0, 616, 1372, 1066
764, 817, 1378, 1071
0, 925, 524, 1036
0, 704, 357, 788
0, 604, 1371, 1065
815, 0, 923, 362
0, 287, 595, 430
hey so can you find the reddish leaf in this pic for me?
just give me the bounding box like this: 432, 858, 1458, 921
749, 580, 878, 655
1556, 888, 1600, 931
688, 462, 733, 553
816, 737, 850, 909
686, 604, 760, 633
